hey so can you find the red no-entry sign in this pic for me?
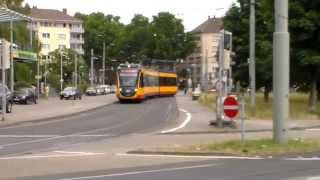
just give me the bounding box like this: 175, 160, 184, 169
223, 96, 240, 119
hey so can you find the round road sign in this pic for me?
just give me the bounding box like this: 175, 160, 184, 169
223, 96, 239, 119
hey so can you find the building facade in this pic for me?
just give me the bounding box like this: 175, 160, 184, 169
186, 17, 224, 90
30, 7, 84, 56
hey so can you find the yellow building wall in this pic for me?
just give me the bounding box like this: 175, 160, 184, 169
38, 26, 70, 55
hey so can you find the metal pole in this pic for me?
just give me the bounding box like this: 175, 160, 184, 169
216, 31, 225, 128
102, 42, 106, 85
74, 53, 78, 88
1, 41, 6, 121
205, 49, 208, 91
90, 49, 94, 87
229, 33, 233, 93
60, 52, 63, 91
37, 56, 40, 99
249, 0, 256, 107
273, 0, 289, 144
10, 19, 14, 93
44, 56, 47, 87
240, 96, 245, 143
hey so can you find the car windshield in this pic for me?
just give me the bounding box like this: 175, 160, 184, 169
64, 87, 74, 92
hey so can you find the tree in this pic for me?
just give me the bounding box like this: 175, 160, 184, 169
224, 0, 274, 102
289, 0, 320, 110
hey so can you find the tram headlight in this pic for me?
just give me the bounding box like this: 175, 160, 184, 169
134, 88, 138, 92
119, 88, 122, 92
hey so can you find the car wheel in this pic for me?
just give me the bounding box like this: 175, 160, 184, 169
60, 96, 63, 100
6, 102, 12, 113
79, 96, 82, 100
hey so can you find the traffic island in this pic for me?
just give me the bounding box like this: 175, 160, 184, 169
128, 138, 320, 157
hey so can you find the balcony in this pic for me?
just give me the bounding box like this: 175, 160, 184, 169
70, 38, 84, 44
70, 28, 84, 33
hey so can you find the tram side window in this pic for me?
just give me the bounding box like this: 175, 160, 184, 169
160, 77, 177, 86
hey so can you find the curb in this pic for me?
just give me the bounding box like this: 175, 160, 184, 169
127, 150, 240, 157
0, 101, 117, 128
159, 125, 320, 135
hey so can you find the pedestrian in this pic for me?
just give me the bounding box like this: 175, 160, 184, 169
184, 80, 188, 95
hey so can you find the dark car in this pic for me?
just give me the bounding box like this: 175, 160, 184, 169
0, 84, 13, 113
60, 87, 82, 100
85, 87, 97, 96
13, 88, 37, 104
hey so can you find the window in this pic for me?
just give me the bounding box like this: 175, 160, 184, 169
41, 44, 50, 50
58, 34, 66, 40
42, 33, 50, 38
159, 77, 177, 86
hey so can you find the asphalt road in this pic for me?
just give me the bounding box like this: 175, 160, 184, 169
0, 97, 178, 157
11, 157, 320, 180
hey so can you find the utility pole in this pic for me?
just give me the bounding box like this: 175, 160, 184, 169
1, 40, 6, 121
74, 53, 78, 88
249, 0, 256, 107
10, 18, 14, 93
90, 49, 94, 87
102, 42, 106, 85
216, 30, 225, 128
60, 52, 63, 91
44, 55, 47, 87
273, 0, 289, 144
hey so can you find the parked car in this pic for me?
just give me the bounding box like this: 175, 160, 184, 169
96, 87, 105, 95
60, 87, 82, 100
85, 87, 97, 96
13, 88, 37, 104
0, 84, 13, 113
98, 85, 111, 94
110, 85, 116, 93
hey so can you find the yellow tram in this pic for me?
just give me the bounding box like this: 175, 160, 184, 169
116, 64, 178, 102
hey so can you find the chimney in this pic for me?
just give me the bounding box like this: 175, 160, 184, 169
63, 8, 67, 15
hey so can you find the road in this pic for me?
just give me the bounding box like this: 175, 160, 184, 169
0, 97, 178, 157
1, 96, 320, 180
10, 157, 320, 180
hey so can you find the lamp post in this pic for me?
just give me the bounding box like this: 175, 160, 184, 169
249, 0, 256, 107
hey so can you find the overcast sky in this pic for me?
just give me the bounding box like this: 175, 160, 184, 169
24, 0, 236, 31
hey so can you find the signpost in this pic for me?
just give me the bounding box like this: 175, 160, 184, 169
223, 95, 245, 143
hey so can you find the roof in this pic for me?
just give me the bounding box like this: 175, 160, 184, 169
30, 7, 81, 23
0, 7, 32, 23
192, 17, 223, 34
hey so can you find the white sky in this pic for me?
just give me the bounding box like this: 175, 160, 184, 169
24, 0, 236, 31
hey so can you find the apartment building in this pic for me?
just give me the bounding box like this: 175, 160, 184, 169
186, 17, 223, 89
30, 7, 84, 57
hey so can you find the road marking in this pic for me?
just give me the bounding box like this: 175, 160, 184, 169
285, 157, 320, 161
306, 128, 320, 131
161, 108, 191, 134
0, 152, 104, 160
116, 153, 263, 160
53, 151, 103, 155
308, 176, 320, 180
0, 121, 130, 148
0, 135, 57, 138
58, 163, 220, 180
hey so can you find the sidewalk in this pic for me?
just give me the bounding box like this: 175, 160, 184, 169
175, 92, 320, 134
0, 94, 117, 127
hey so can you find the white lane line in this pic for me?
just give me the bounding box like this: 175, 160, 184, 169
116, 153, 263, 160
53, 151, 103, 155
308, 176, 320, 180
285, 157, 320, 161
0, 135, 57, 138
161, 108, 191, 134
58, 163, 220, 180
0, 152, 104, 160
306, 128, 320, 131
